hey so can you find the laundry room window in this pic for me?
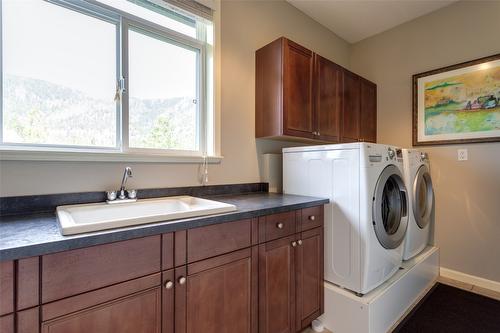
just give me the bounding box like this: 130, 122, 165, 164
0, 0, 217, 162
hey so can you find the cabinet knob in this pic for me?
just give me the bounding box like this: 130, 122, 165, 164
291, 241, 297, 247
164, 280, 174, 289
308, 215, 315, 221
297, 240, 302, 246
178, 276, 186, 285
276, 222, 284, 229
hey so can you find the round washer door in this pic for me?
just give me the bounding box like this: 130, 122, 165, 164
372, 165, 409, 249
412, 165, 434, 229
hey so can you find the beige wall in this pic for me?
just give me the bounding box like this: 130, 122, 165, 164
351, 1, 500, 282
0, 0, 350, 196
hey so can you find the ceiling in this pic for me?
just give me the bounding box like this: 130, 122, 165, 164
287, 0, 458, 43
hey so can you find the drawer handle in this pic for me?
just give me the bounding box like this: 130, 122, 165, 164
276, 222, 284, 229
178, 276, 186, 285
291, 241, 297, 247
164, 280, 174, 289
297, 239, 302, 246
308, 215, 316, 221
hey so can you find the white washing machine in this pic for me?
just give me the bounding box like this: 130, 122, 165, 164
402, 149, 434, 260
283, 143, 409, 295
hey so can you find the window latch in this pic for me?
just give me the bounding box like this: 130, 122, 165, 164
114, 77, 126, 102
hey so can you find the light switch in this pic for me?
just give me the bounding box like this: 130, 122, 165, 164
457, 149, 468, 161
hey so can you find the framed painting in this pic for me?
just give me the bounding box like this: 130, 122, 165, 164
413, 54, 500, 145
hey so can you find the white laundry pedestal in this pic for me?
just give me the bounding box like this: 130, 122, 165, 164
320, 246, 439, 333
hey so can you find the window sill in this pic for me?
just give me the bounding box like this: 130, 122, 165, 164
0, 148, 223, 164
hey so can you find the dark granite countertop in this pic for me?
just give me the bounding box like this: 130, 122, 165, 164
0, 193, 328, 261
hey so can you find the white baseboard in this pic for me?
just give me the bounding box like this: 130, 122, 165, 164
440, 267, 500, 293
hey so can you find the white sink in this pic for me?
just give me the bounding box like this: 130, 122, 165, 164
56, 196, 237, 235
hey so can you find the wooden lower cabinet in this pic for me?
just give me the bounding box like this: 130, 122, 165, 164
0, 261, 14, 316
41, 287, 161, 333
0, 313, 14, 333
0, 206, 324, 333
259, 235, 297, 333
40, 273, 162, 333
259, 229, 324, 333
170, 248, 257, 333
296, 227, 324, 331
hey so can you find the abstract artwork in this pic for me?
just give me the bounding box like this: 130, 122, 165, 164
413, 54, 500, 145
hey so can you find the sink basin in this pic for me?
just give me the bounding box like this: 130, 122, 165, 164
56, 196, 237, 235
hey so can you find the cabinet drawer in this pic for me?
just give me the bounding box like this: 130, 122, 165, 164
260, 211, 296, 242
42, 235, 161, 303
300, 206, 323, 231
187, 219, 251, 263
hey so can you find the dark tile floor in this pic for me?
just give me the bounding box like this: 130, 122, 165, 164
394, 283, 500, 333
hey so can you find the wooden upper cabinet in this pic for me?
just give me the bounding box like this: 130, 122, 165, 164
360, 78, 377, 142
255, 37, 314, 140
282, 39, 314, 138
314, 54, 342, 142
256, 37, 376, 143
342, 70, 361, 142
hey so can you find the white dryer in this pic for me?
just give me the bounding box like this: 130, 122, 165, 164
402, 149, 434, 260
283, 143, 409, 295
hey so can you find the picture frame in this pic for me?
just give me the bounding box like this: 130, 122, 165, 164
412, 53, 500, 146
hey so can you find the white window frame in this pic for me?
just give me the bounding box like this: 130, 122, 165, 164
0, 0, 221, 163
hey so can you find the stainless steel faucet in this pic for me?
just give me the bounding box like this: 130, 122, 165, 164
119, 167, 133, 199
105, 167, 137, 203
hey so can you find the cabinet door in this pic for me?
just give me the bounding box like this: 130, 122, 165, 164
41, 287, 161, 333
176, 248, 256, 333
283, 39, 314, 138
0, 314, 14, 333
342, 70, 361, 142
259, 234, 297, 333
314, 55, 342, 142
0, 261, 14, 316
296, 227, 324, 331
360, 79, 377, 142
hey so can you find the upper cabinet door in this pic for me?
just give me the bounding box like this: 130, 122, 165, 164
283, 39, 314, 138
314, 55, 342, 142
360, 79, 377, 143
341, 70, 361, 142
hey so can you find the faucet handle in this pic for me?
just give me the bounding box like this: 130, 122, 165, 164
127, 189, 137, 199
106, 190, 117, 201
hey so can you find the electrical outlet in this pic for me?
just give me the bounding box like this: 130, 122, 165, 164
457, 149, 468, 161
